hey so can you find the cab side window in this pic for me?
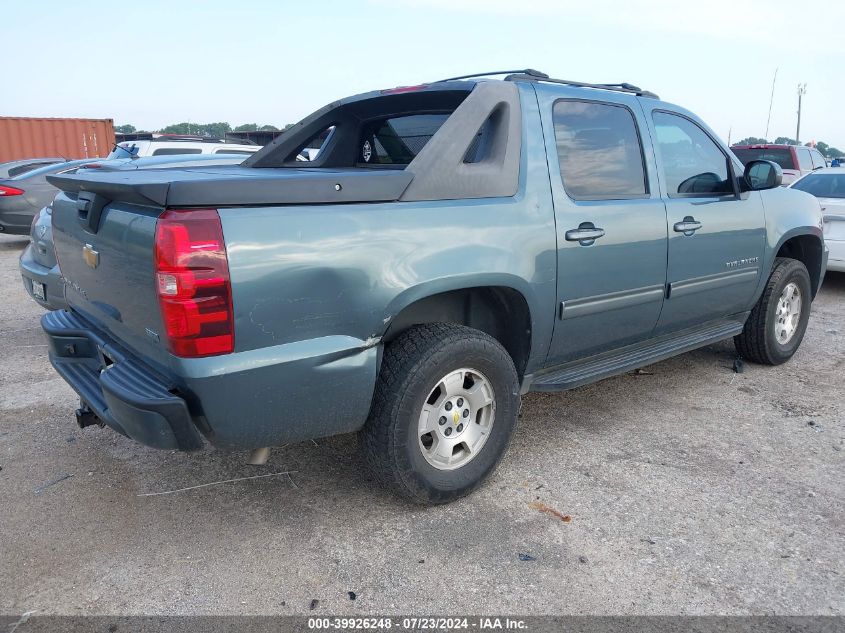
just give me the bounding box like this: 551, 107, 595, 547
552, 100, 647, 199
652, 111, 733, 197
795, 148, 813, 171
810, 150, 827, 170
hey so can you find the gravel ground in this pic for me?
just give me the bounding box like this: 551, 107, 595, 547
0, 232, 842, 616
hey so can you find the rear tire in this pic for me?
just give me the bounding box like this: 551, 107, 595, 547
361, 323, 520, 504
734, 257, 812, 365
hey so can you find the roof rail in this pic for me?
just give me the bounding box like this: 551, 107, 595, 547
436, 68, 550, 82
433, 69, 659, 99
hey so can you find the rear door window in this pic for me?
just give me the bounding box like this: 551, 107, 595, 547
796, 148, 813, 171
652, 111, 733, 196
552, 100, 647, 199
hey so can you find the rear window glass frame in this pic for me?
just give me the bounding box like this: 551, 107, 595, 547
551, 98, 650, 201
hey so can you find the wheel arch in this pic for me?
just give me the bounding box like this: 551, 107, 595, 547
772, 228, 825, 298
382, 277, 536, 379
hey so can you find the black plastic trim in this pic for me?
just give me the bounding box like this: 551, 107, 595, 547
41, 310, 204, 451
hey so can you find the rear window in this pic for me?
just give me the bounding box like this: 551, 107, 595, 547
10, 161, 73, 179
7, 161, 57, 177
359, 114, 449, 165
152, 148, 203, 156
732, 148, 795, 170
791, 173, 845, 198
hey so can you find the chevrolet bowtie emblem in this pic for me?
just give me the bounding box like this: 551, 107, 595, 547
82, 244, 99, 269
453, 411, 460, 424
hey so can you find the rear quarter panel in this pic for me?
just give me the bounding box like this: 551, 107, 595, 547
220, 84, 557, 375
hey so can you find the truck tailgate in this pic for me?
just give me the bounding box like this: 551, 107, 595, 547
46, 165, 413, 368
50, 190, 171, 369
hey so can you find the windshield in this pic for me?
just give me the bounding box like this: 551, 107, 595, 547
791, 173, 845, 198
732, 148, 795, 170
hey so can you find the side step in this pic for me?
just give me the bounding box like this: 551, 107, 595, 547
529, 319, 745, 392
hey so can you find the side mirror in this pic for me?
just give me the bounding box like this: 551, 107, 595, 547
742, 159, 782, 191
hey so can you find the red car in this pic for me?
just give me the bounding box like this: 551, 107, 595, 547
731, 144, 827, 185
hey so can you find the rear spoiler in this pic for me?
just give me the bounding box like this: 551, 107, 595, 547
46, 167, 414, 208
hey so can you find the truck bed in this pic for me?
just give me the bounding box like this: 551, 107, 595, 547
48, 165, 414, 207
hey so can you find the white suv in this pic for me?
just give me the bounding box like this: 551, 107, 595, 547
108, 134, 261, 159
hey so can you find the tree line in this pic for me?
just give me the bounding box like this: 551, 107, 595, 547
735, 136, 844, 158
114, 123, 293, 137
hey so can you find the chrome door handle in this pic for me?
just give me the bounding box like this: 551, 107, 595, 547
565, 224, 605, 245
673, 216, 702, 236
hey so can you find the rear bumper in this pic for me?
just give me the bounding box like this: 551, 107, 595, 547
42, 310, 204, 450
42, 309, 380, 452
19, 244, 68, 310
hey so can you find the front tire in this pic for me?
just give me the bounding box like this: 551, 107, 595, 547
734, 257, 812, 365
361, 323, 520, 504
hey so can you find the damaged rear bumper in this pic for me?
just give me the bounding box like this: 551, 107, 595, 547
42, 310, 203, 450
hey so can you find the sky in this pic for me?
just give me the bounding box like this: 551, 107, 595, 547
2, 0, 843, 148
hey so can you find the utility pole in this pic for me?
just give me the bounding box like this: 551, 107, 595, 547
796, 83, 807, 143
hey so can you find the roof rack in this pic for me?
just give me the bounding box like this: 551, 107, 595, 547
434, 69, 659, 99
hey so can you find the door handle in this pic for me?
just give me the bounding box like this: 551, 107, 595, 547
565, 223, 605, 246
673, 216, 702, 236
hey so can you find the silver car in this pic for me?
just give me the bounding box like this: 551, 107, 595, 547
790, 167, 845, 272
19, 153, 249, 309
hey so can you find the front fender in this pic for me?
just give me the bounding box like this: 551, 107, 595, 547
753, 187, 824, 303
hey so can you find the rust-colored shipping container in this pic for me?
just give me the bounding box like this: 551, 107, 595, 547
0, 117, 115, 162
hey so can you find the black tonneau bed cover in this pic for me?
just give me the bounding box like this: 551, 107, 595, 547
47, 166, 414, 207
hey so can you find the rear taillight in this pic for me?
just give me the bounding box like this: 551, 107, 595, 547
154, 209, 234, 357
0, 185, 24, 196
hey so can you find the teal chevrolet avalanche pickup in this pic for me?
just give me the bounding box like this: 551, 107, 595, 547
42, 69, 826, 504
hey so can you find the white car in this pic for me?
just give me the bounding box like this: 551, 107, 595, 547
790, 167, 845, 272
108, 134, 261, 159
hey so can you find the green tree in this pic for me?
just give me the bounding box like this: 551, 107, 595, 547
159, 122, 232, 138
805, 141, 844, 158
115, 124, 136, 134
259, 124, 280, 131
774, 136, 799, 146
234, 123, 258, 132
735, 136, 768, 145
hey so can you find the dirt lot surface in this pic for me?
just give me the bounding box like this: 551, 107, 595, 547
1, 233, 842, 616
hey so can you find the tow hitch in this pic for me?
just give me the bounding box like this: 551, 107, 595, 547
75, 403, 102, 429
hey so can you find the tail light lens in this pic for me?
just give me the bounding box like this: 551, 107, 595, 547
154, 209, 234, 357
0, 185, 24, 196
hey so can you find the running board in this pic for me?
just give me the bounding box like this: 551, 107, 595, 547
529, 319, 745, 392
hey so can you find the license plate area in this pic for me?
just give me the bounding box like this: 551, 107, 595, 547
32, 281, 46, 301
